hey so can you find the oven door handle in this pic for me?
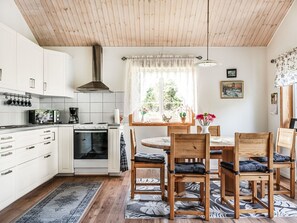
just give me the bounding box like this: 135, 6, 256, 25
74, 130, 108, 133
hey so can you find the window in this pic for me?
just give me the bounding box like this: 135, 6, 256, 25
124, 56, 197, 122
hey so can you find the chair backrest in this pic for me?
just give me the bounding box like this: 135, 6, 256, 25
197, 125, 220, 136
167, 126, 190, 136
170, 133, 210, 172
130, 128, 137, 160
276, 128, 295, 159
233, 132, 274, 171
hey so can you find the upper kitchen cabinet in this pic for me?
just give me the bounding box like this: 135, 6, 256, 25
17, 34, 43, 95
44, 49, 74, 98
0, 23, 17, 90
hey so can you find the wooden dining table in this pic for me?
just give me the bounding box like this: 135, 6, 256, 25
141, 136, 235, 194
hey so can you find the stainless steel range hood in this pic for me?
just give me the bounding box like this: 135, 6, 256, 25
77, 45, 111, 92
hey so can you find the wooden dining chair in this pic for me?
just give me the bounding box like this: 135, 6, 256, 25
167, 126, 190, 136
220, 132, 274, 219
130, 128, 165, 200
197, 125, 222, 178
168, 133, 210, 220
252, 128, 296, 198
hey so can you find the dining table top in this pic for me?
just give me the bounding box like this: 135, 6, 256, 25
141, 136, 234, 150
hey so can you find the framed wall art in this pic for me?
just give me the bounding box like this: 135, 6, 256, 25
220, 81, 244, 99
226, 68, 237, 78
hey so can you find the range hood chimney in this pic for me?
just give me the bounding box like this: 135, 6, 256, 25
77, 45, 111, 92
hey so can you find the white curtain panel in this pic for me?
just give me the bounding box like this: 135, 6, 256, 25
124, 56, 198, 117
274, 47, 297, 87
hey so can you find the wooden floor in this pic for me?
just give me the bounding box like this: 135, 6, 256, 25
1, 170, 297, 223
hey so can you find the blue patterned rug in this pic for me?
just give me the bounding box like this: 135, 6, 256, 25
125, 179, 297, 219
16, 182, 102, 223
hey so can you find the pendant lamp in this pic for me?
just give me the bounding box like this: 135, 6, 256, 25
198, 0, 217, 67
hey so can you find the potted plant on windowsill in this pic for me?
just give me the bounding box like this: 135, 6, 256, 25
179, 112, 187, 123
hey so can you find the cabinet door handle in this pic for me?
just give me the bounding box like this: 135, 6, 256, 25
29, 78, 34, 88
1, 152, 13, 157
44, 137, 51, 140
1, 136, 13, 140
33, 78, 35, 88
1, 145, 13, 150
44, 142, 51, 145
1, 170, 12, 176
44, 82, 47, 91
44, 154, 51, 158
26, 146, 35, 150
44, 130, 51, 133
0, 68, 2, 81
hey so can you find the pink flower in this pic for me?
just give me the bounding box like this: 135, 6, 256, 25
195, 112, 216, 126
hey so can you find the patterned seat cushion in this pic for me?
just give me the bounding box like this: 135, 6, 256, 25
221, 160, 269, 173
252, 152, 291, 163
174, 162, 205, 174
210, 150, 222, 155
134, 153, 165, 163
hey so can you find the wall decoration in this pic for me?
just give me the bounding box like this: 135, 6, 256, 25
226, 68, 237, 78
220, 81, 244, 99
270, 92, 278, 115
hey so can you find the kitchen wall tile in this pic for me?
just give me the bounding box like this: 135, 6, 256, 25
40, 103, 52, 109
90, 113, 103, 123
65, 102, 78, 111
31, 96, 40, 103
102, 113, 113, 123
39, 97, 52, 103
103, 93, 116, 102
51, 103, 65, 110
115, 103, 124, 112
115, 92, 124, 103
65, 93, 77, 102
90, 93, 103, 102
52, 97, 65, 103
90, 103, 103, 113
79, 113, 90, 123
77, 93, 90, 102
103, 103, 116, 112
77, 102, 90, 113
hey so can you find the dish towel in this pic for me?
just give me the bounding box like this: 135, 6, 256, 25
120, 133, 129, 172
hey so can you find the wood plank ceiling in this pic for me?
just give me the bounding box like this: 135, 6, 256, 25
14, 0, 294, 47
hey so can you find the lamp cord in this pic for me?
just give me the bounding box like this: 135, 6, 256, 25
206, 0, 210, 60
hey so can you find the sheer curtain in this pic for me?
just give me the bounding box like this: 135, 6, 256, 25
124, 55, 197, 118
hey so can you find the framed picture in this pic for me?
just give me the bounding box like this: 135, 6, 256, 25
220, 81, 244, 99
226, 68, 237, 78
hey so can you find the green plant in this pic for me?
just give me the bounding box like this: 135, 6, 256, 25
179, 112, 186, 118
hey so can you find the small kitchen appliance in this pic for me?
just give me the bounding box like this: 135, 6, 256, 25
29, 109, 60, 124
69, 107, 79, 124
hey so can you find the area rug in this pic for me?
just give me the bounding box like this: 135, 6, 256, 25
16, 182, 102, 223
125, 179, 297, 219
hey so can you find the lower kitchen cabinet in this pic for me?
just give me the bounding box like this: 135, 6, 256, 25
58, 126, 74, 174
108, 127, 123, 174
0, 168, 15, 210
39, 152, 57, 183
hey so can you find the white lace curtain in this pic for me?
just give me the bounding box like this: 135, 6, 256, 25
274, 47, 297, 87
124, 55, 198, 116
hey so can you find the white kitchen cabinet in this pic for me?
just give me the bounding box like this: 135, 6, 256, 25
58, 126, 74, 174
0, 23, 17, 90
64, 55, 74, 98
39, 152, 56, 184
108, 126, 123, 175
0, 168, 15, 210
17, 34, 43, 94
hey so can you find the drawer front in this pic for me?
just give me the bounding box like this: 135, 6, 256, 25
14, 130, 42, 149
0, 133, 14, 144
0, 141, 15, 152
41, 134, 52, 142
0, 150, 15, 172
0, 168, 15, 211
15, 144, 40, 164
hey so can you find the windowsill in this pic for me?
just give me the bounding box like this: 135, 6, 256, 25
129, 122, 194, 126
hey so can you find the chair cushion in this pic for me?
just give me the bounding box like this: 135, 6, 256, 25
221, 160, 269, 173
174, 162, 205, 174
210, 150, 222, 155
134, 153, 165, 163
252, 152, 291, 163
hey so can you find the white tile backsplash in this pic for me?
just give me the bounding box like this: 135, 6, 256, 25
103, 93, 116, 102
0, 91, 123, 125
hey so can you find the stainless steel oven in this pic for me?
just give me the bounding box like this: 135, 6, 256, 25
73, 123, 109, 175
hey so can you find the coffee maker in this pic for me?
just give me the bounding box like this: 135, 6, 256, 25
69, 107, 79, 124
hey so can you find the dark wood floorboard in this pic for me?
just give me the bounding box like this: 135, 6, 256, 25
0, 170, 297, 222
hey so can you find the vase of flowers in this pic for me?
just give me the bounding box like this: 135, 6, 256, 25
196, 113, 216, 134
139, 106, 148, 122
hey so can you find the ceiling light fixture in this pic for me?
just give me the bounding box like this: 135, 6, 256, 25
198, 0, 217, 67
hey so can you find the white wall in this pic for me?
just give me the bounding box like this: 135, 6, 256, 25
267, 0, 297, 135
0, 0, 37, 43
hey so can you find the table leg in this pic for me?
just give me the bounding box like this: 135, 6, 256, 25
222, 148, 234, 195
